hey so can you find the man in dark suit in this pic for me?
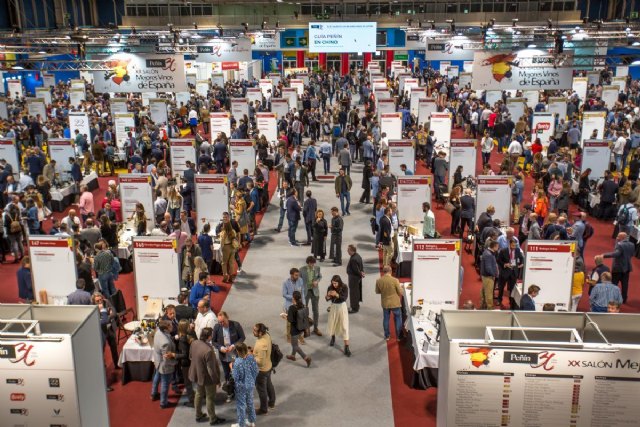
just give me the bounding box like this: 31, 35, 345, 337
175, 292, 197, 322
520, 285, 540, 311
286, 191, 302, 246
459, 188, 475, 238
496, 239, 524, 308
302, 190, 317, 245
179, 210, 197, 236
346, 244, 365, 313
211, 311, 245, 391
329, 207, 344, 266
601, 232, 636, 303
183, 161, 196, 209
379, 207, 394, 267
189, 327, 225, 425
212, 140, 227, 174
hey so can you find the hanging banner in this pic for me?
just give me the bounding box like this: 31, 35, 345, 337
246, 88, 262, 107
612, 76, 627, 94
170, 139, 197, 177
48, 138, 76, 177
0, 138, 20, 178
377, 98, 396, 121
411, 239, 461, 314
43, 73, 56, 88
210, 112, 231, 137
221, 62, 239, 71
69, 88, 85, 107
259, 79, 273, 97
256, 112, 278, 143
110, 97, 128, 114
397, 176, 432, 223
196, 80, 209, 97
448, 140, 476, 190
475, 175, 512, 225
195, 175, 228, 232
114, 112, 135, 149
68, 112, 91, 151
282, 88, 298, 108
425, 40, 475, 61
231, 98, 248, 120
133, 236, 180, 318
485, 90, 502, 107
472, 51, 573, 90
531, 112, 555, 148
119, 174, 154, 230
308, 22, 376, 53
229, 140, 256, 173
7, 79, 22, 98
380, 113, 402, 140
601, 85, 619, 109
459, 72, 472, 88
149, 98, 168, 125
195, 38, 252, 62
35, 87, 52, 105
548, 97, 567, 121
92, 54, 187, 93
521, 240, 575, 311
410, 87, 426, 116
211, 73, 225, 87
271, 98, 289, 119
581, 140, 611, 180
581, 111, 606, 144
388, 140, 415, 176
430, 112, 452, 154
572, 76, 588, 101
250, 32, 281, 51
27, 98, 46, 119
28, 236, 77, 305
418, 98, 437, 125
439, 61, 451, 76
506, 97, 526, 122
290, 79, 304, 96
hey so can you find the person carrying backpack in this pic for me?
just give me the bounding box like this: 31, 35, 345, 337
285, 291, 312, 367
616, 202, 638, 234
252, 323, 276, 415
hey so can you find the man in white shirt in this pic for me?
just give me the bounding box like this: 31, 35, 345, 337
194, 299, 216, 339
613, 131, 627, 173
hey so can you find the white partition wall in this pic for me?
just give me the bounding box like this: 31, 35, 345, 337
388, 140, 415, 175
418, 98, 437, 126
114, 112, 135, 149
475, 175, 512, 225
410, 87, 426, 116
397, 176, 432, 223
229, 140, 256, 173
548, 97, 568, 121
246, 88, 262, 106
523, 90, 539, 108
28, 236, 77, 304
149, 98, 168, 125
170, 139, 197, 177
485, 90, 502, 107
377, 98, 396, 121
380, 113, 403, 139
68, 112, 91, 150
290, 79, 304, 96
110, 97, 128, 114
35, 87, 52, 104
521, 240, 576, 311
255, 113, 278, 143
581, 140, 611, 180
271, 98, 289, 119
210, 112, 231, 137
601, 85, 619, 108
231, 98, 249, 119
282, 88, 298, 109
411, 239, 461, 313
119, 174, 154, 230
506, 98, 526, 122
581, 111, 606, 144
531, 112, 555, 147
133, 236, 180, 318
195, 175, 228, 232
47, 138, 76, 177
448, 140, 476, 190
430, 112, 452, 154
27, 99, 46, 118
0, 138, 20, 178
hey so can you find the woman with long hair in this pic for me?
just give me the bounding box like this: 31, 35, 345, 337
219, 221, 238, 283
175, 319, 195, 407
167, 186, 183, 224
547, 174, 563, 212
133, 202, 148, 236
449, 185, 462, 236
234, 189, 250, 245
453, 165, 464, 188
534, 189, 549, 225
192, 256, 209, 284
100, 214, 118, 249
325, 275, 351, 357
312, 209, 328, 261
286, 290, 312, 367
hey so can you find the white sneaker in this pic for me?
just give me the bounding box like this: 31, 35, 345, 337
248, 423, 256, 427
231, 424, 240, 427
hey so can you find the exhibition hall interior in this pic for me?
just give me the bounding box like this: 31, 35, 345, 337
2, 0, 640, 426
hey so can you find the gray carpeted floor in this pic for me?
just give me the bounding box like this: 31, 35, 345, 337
168, 155, 395, 427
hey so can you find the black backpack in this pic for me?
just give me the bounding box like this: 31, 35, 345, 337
269, 335, 283, 372
583, 221, 594, 241
295, 306, 310, 331
617, 204, 631, 226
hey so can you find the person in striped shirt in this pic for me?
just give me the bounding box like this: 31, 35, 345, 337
589, 272, 623, 312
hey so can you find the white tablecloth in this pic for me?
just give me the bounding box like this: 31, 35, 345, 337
588, 192, 601, 208
404, 288, 440, 370
117, 228, 137, 259
50, 172, 99, 202
118, 336, 154, 366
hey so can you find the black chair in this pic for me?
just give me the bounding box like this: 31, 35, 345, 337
109, 289, 136, 343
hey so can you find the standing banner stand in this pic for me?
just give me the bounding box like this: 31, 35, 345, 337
268, 72, 281, 87
176, 92, 191, 108
0, 138, 20, 178
132, 236, 180, 318
411, 239, 461, 313
27, 99, 46, 118
212, 73, 224, 87
377, 99, 396, 121
282, 88, 298, 109
418, 99, 437, 126
519, 240, 576, 311
7, 79, 22, 98
230, 140, 256, 173
506, 98, 526, 121
246, 88, 262, 107
616, 65, 629, 77
380, 113, 403, 140
612, 76, 627, 93
581, 140, 610, 180
170, 139, 197, 176
448, 140, 476, 190
373, 84, 390, 99
259, 79, 273, 97
35, 87, 52, 104
0, 304, 110, 426
439, 61, 451, 76
459, 72, 472, 88
404, 78, 419, 96
149, 98, 168, 125
485, 90, 502, 107
255, 113, 278, 145
531, 112, 555, 148
119, 174, 154, 230
271, 99, 289, 119
28, 235, 77, 304
231, 98, 249, 120
430, 112, 452, 155
475, 175, 512, 225
290, 79, 304, 96
410, 87, 426, 116
602, 85, 619, 109
572, 76, 588, 100
388, 140, 415, 175
587, 70, 601, 85
0, 98, 8, 120
581, 111, 606, 144
48, 138, 76, 178
141, 93, 155, 107
68, 112, 91, 152
43, 73, 56, 87
114, 113, 135, 150
195, 175, 228, 232
69, 88, 85, 107
397, 176, 432, 223
548, 97, 567, 121
110, 98, 128, 114
210, 112, 231, 137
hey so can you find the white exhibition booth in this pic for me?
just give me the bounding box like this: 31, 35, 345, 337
388, 140, 415, 176
430, 112, 452, 155
119, 174, 154, 231
418, 99, 437, 126
448, 140, 476, 190
282, 88, 298, 109
0, 137, 20, 178
47, 138, 76, 177
581, 111, 606, 144
210, 112, 231, 137
531, 112, 556, 147
380, 113, 403, 140
114, 112, 136, 149
377, 99, 397, 121
28, 235, 77, 305
231, 98, 249, 119
572, 76, 588, 100
506, 98, 526, 122
271, 98, 289, 119
229, 140, 256, 173
410, 87, 426, 116
169, 139, 197, 176
581, 140, 611, 180
255, 113, 278, 144
397, 176, 432, 224
195, 175, 229, 232
246, 88, 262, 106
475, 175, 512, 225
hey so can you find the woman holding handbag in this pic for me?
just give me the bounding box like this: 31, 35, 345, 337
312, 209, 328, 262
220, 221, 238, 283
285, 291, 312, 367
326, 275, 351, 357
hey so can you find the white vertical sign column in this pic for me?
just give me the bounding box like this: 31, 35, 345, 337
119, 174, 154, 230
0, 138, 20, 178
380, 113, 403, 140
170, 139, 197, 176
411, 239, 461, 313
388, 140, 415, 175
28, 236, 77, 304
448, 140, 476, 190
229, 140, 256, 173
397, 176, 432, 223
581, 140, 611, 180
195, 175, 229, 232
475, 175, 512, 225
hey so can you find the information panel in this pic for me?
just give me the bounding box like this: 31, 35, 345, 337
506, 98, 526, 122
133, 236, 180, 318
397, 176, 431, 223
377, 98, 396, 121
409, 87, 426, 116
581, 140, 610, 180
195, 175, 228, 232
380, 113, 402, 140
271, 98, 289, 119
210, 112, 231, 137
418, 98, 437, 125
572, 76, 588, 101
47, 139, 76, 177
68, 112, 91, 152
0, 138, 20, 178
256, 112, 278, 143
27, 99, 46, 118
531, 112, 555, 148
308, 22, 376, 53
430, 112, 452, 155
601, 85, 619, 109
170, 139, 197, 177
229, 140, 256, 173
149, 98, 168, 125
110, 97, 128, 114
28, 236, 77, 304
388, 140, 415, 176
69, 88, 85, 107
475, 175, 512, 225
522, 240, 575, 311
411, 239, 461, 313
114, 112, 135, 149
231, 98, 249, 120
485, 90, 502, 107
581, 111, 606, 144
448, 140, 476, 190
35, 86, 52, 104
246, 88, 262, 107
119, 174, 154, 230
259, 78, 273, 97
548, 97, 567, 121
290, 79, 304, 96
282, 88, 298, 108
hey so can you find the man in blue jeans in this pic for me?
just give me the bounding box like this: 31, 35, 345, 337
334, 168, 352, 216
285, 191, 302, 246
93, 242, 117, 298
375, 265, 404, 341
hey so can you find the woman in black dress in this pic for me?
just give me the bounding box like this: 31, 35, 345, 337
312, 209, 328, 261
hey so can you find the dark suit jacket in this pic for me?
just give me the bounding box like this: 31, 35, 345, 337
460, 195, 475, 219
520, 294, 536, 311
379, 215, 392, 245
286, 196, 301, 221
603, 240, 635, 273
496, 247, 524, 279
347, 253, 364, 277
181, 218, 197, 235
213, 142, 227, 162
303, 197, 317, 223
189, 340, 221, 387
212, 321, 246, 360
175, 304, 197, 322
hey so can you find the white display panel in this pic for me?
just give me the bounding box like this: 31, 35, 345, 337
506, 98, 526, 122
68, 112, 91, 153
119, 174, 154, 230
448, 140, 476, 190
380, 113, 402, 140
377, 98, 396, 121
282, 88, 298, 109
447, 65, 459, 77
297, 72, 310, 86
229, 140, 256, 173
439, 61, 451, 76
410, 87, 426, 116
271, 98, 289, 119
581, 140, 611, 180
175, 92, 191, 108
548, 97, 567, 121
196, 80, 209, 97
256, 112, 278, 143
522, 240, 576, 311
92, 54, 187, 93
149, 98, 168, 125
211, 73, 224, 87
581, 112, 606, 144
7, 80, 22, 98
572, 76, 588, 100
27, 99, 46, 118
109, 97, 128, 114
404, 78, 419, 96
388, 140, 415, 176
70, 79, 85, 89
397, 176, 431, 223
531, 112, 555, 148
210, 112, 231, 137
290, 79, 304, 96
411, 239, 461, 314
0, 138, 20, 178
170, 139, 197, 177
430, 112, 452, 154
522, 90, 539, 108
268, 72, 282, 87
308, 22, 376, 53
47, 139, 76, 177
0, 98, 7, 120
418, 99, 437, 126
246, 88, 262, 107
397, 73, 411, 92
616, 65, 629, 77
463, 60, 473, 72
133, 236, 180, 317
35, 87, 52, 105
259, 79, 273, 97
612, 76, 627, 94
141, 92, 155, 107
231, 98, 249, 120
114, 112, 135, 149
28, 236, 77, 304
459, 72, 472, 88
587, 70, 600, 85
601, 85, 619, 109
485, 90, 502, 107
43, 72, 56, 87
195, 175, 228, 232
69, 88, 85, 107
475, 175, 512, 225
